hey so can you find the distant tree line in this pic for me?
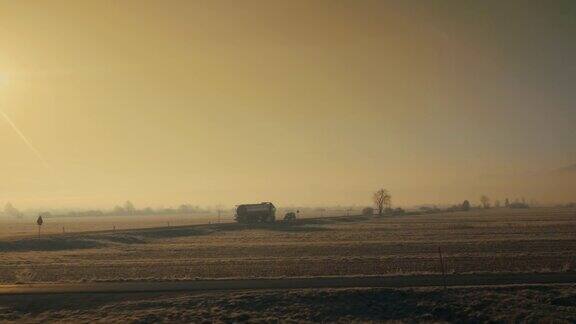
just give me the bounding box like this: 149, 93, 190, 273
445, 196, 531, 212
485, 196, 530, 209
0, 201, 211, 219
52, 201, 210, 218
363, 190, 542, 218
3, 203, 22, 218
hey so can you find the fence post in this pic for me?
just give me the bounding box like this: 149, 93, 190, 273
438, 246, 447, 290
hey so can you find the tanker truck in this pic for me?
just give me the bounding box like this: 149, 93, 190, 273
235, 202, 276, 223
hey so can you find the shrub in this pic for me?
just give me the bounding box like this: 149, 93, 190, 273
462, 200, 471, 211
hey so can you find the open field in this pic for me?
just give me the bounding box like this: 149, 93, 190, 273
0, 213, 228, 239
1, 273, 575, 295
1, 284, 575, 323
0, 207, 574, 284
0, 209, 347, 239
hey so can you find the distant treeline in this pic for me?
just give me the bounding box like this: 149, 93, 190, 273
1, 199, 575, 220
41, 201, 210, 218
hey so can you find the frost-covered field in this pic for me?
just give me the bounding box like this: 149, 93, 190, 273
1, 285, 575, 323
0, 209, 345, 239
0, 207, 574, 283
0, 213, 228, 239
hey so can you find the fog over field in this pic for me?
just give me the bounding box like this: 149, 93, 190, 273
1, 207, 575, 283
1, 1, 576, 209
0, 0, 575, 322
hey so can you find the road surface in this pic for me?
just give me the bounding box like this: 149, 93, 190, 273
0, 273, 574, 295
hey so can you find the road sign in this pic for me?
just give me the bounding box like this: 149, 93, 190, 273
36, 215, 44, 237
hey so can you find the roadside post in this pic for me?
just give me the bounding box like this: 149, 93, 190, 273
438, 246, 447, 290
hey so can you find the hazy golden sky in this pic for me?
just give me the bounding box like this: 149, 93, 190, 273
1, 1, 575, 208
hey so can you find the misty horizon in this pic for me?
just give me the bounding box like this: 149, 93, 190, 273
1, 1, 575, 208
1, 2, 575, 322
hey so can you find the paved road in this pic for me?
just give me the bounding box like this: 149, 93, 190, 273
0, 273, 574, 296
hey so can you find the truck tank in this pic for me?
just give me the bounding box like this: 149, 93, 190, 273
235, 202, 276, 223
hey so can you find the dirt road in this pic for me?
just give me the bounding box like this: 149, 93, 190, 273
0, 273, 574, 296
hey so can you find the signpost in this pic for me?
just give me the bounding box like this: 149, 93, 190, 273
36, 215, 44, 237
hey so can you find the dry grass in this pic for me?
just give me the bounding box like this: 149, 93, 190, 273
0, 213, 226, 239
0, 285, 575, 323
0, 207, 574, 283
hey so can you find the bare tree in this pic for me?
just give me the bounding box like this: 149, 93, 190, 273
384, 193, 392, 210
480, 195, 491, 209
113, 205, 125, 215
373, 188, 391, 216
4, 202, 22, 218
124, 201, 136, 215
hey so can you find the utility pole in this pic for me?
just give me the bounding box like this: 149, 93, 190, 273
216, 204, 223, 224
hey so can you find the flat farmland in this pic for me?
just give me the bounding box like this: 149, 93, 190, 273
0, 207, 574, 283
0, 213, 228, 239
2, 285, 576, 323
0, 209, 344, 239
